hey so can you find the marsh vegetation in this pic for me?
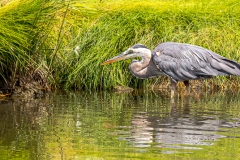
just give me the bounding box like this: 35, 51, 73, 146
0, 0, 239, 96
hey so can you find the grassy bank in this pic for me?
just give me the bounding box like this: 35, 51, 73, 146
0, 0, 240, 94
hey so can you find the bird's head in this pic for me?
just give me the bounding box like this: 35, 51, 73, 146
101, 44, 150, 65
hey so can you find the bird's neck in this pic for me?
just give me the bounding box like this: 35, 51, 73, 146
129, 51, 152, 79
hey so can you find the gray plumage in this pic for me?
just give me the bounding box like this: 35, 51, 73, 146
152, 42, 240, 81
102, 42, 240, 97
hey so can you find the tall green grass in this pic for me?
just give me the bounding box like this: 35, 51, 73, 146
60, 0, 240, 90
0, 0, 58, 89
0, 0, 240, 92
0, 0, 96, 91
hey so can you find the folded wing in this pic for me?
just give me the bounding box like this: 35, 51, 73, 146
152, 42, 240, 81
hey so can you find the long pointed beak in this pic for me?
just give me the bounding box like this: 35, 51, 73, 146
101, 52, 127, 65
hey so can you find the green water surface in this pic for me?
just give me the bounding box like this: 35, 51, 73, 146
0, 91, 240, 160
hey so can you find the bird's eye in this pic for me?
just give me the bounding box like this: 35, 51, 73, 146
129, 49, 133, 53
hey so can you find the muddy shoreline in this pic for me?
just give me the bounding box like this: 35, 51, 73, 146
0, 73, 49, 99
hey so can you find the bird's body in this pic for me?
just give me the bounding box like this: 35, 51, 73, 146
152, 42, 240, 80
102, 42, 240, 97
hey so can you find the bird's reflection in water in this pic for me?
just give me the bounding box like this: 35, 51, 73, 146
119, 95, 239, 153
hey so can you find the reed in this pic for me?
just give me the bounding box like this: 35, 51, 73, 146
0, 0, 239, 93
62, 0, 240, 90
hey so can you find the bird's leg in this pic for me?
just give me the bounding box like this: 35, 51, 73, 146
170, 78, 178, 99
183, 80, 190, 95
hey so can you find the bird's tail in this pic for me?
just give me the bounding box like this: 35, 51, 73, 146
215, 58, 240, 76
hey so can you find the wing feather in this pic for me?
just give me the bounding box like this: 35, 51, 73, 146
152, 42, 240, 81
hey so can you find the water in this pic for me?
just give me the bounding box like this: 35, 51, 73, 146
0, 90, 240, 159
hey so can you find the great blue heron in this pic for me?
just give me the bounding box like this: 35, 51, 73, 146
102, 42, 240, 97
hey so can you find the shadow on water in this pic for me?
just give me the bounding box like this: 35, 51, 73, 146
0, 90, 240, 159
